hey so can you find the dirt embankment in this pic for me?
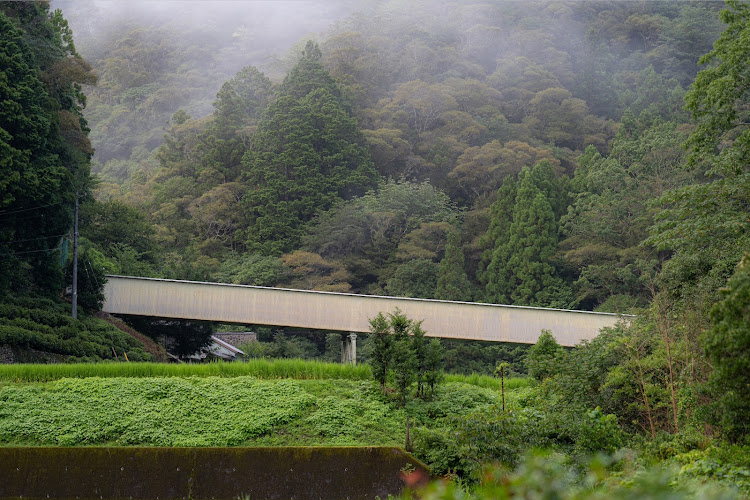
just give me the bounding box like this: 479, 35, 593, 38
94, 312, 167, 361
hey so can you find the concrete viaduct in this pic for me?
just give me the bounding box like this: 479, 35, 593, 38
102, 275, 626, 361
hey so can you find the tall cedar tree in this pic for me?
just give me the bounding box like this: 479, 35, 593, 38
241, 41, 378, 255
0, 5, 95, 295
477, 175, 517, 303
435, 226, 472, 301
483, 166, 572, 307
197, 66, 273, 184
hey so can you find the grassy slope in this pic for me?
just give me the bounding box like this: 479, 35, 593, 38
0, 370, 529, 448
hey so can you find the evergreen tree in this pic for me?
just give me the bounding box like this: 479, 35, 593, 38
529, 160, 567, 220
389, 310, 416, 407
435, 226, 472, 301
477, 175, 517, 303
411, 321, 428, 398
504, 168, 572, 308
197, 66, 273, 184
241, 41, 378, 255
0, 6, 95, 296
369, 312, 392, 395
424, 339, 444, 398
481, 165, 572, 307
525, 330, 564, 381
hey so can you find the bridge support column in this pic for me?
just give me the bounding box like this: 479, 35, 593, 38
341, 333, 357, 365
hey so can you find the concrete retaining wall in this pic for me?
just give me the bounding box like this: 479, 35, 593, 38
0, 446, 429, 500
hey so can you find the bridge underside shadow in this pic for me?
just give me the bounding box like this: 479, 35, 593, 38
103, 276, 625, 348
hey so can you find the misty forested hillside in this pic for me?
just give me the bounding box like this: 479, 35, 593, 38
60, 0, 726, 311
3, 1, 750, 493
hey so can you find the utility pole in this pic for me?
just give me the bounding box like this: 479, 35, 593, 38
71, 191, 78, 319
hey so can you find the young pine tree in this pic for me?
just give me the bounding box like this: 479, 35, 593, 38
369, 313, 392, 395
525, 330, 564, 381
424, 339, 444, 399
390, 310, 417, 407
411, 321, 428, 398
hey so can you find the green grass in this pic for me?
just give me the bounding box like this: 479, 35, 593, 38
0, 359, 372, 382
0, 376, 515, 447
444, 372, 531, 391
0, 360, 532, 389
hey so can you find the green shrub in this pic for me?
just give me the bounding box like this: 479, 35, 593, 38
525, 330, 563, 381
413, 450, 742, 499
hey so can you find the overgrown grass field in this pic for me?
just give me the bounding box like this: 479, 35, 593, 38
0, 370, 527, 448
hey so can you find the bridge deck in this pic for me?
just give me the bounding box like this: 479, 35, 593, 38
102, 276, 625, 346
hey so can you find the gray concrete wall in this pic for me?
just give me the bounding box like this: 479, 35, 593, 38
103, 276, 627, 347
0, 446, 429, 500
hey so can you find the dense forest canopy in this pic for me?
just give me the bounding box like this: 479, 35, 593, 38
48, 0, 732, 312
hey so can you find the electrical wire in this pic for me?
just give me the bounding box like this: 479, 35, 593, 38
1, 233, 68, 245
0, 247, 60, 256
0, 210, 70, 224
87, 259, 101, 289
0, 201, 66, 217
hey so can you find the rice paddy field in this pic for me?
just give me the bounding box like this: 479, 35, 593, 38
0, 359, 372, 382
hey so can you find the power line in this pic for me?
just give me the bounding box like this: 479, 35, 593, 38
0, 201, 66, 217
0, 247, 60, 256
1, 233, 68, 245
0, 210, 70, 224
87, 259, 101, 289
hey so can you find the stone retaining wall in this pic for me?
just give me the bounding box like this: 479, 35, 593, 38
0, 345, 14, 364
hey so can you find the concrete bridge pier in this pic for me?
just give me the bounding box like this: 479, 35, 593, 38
341, 333, 357, 364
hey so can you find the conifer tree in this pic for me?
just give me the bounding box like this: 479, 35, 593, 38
390, 310, 416, 407
241, 41, 378, 255
482, 166, 572, 307
369, 312, 392, 395
0, 6, 95, 295
411, 321, 427, 398
435, 226, 472, 301
505, 168, 572, 307
424, 339, 444, 398
477, 175, 517, 303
